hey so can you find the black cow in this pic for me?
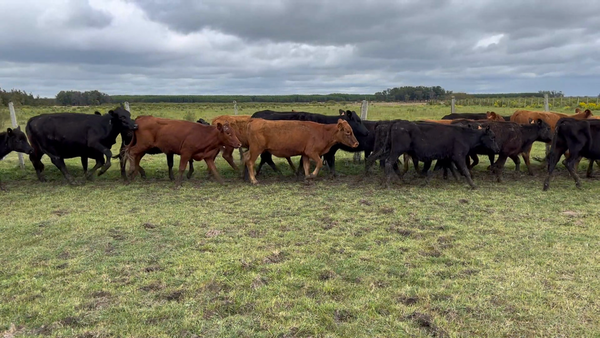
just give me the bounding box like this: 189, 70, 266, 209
453, 119, 552, 181
442, 112, 512, 121
251, 109, 370, 176
0, 126, 34, 190
26, 107, 137, 184
543, 118, 600, 190
113, 117, 211, 180
369, 121, 499, 188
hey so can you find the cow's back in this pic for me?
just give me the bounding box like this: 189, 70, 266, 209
26, 113, 109, 157
247, 119, 324, 155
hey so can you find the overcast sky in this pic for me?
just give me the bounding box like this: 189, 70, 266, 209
1, 0, 599, 97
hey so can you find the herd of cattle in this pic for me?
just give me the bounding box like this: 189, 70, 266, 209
0, 106, 598, 191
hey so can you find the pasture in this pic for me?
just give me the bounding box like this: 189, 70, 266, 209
1, 102, 599, 337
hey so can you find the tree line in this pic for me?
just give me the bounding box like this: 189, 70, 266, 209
1, 87, 595, 107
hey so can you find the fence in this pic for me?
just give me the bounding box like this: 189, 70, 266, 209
442, 96, 598, 110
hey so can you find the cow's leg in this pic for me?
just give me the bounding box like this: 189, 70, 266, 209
487, 154, 495, 170
302, 155, 311, 178
221, 146, 239, 172
285, 157, 296, 174
586, 159, 595, 178
50, 156, 76, 185
30, 153, 46, 182
402, 154, 410, 174
542, 145, 567, 191
205, 157, 224, 184
323, 151, 338, 177
91, 145, 113, 176
510, 155, 521, 172
85, 157, 105, 180
452, 155, 476, 189
81, 157, 89, 175
307, 153, 324, 179
176, 154, 192, 186
384, 153, 400, 187
187, 159, 195, 179
565, 155, 583, 189
448, 162, 459, 181
521, 144, 535, 175
245, 149, 262, 185
166, 154, 175, 181
468, 154, 479, 170
493, 154, 508, 183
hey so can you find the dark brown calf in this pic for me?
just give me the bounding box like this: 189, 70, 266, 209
244, 119, 359, 184
126, 116, 241, 185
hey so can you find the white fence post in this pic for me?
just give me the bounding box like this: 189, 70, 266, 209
124, 101, 131, 112
233, 101, 238, 115
544, 94, 549, 112
354, 100, 369, 162
451, 96, 456, 114
8, 102, 25, 169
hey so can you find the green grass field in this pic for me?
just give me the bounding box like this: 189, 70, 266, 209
1, 103, 599, 337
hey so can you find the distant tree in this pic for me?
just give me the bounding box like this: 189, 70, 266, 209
539, 90, 564, 98
55, 90, 112, 106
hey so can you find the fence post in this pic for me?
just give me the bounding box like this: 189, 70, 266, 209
544, 94, 549, 112
8, 102, 25, 169
124, 101, 131, 112
233, 101, 238, 115
451, 96, 455, 114
354, 100, 369, 163
552, 97, 555, 109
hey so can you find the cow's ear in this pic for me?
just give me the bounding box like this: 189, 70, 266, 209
339, 109, 345, 116
217, 123, 223, 131
528, 118, 534, 124
575, 108, 581, 113
337, 119, 345, 130
537, 119, 543, 125
7, 128, 12, 135
585, 109, 592, 117
108, 110, 115, 116
345, 110, 354, 118
15, 126, 21, 131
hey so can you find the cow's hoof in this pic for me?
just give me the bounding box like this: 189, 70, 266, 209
543, 185, 549, 191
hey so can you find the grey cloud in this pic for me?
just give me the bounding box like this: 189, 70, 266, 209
1, 0, 600, 97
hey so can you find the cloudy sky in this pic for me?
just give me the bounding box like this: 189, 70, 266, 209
1, 0, 599, 97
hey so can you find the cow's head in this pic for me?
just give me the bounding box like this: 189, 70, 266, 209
529, 118, 553, 142
196, 118, 210, 126
480, 125, 500, 153
335, 119, 359, 148
486, 111, 505, 121
339, 109, 369, 137
217, 122, 242, 148
109, 107, 138, 130
6, 126, 33, 155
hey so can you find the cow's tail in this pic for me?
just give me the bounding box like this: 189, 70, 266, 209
547, 120, 564, 167
585, 120, 593, 153
123, 130, 138, 174
366, 123, 393, 167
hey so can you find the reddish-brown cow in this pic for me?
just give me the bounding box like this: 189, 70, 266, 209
211, 115, 296, 174
510, 109, 594, 169
126, 116, 241, 185
486, 111, 505, 121
244, 119, 359, 184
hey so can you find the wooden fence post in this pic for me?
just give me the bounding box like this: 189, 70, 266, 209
124, 101, 131, 112
451, 96, 455, 114
354, 100, 369, 163
8, 102, 25, 169
233, 101, 238, 115
544, 94, 549, 112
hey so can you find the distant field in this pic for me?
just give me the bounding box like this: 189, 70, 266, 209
1, 103, 599, 337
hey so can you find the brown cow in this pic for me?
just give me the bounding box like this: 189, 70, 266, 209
486, 111, 505, 121
510, 109, 593, 171
126, 116, 241, 185
211, 115, 296, 174
511, 109, 593, 131
244, 119, 359, 184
